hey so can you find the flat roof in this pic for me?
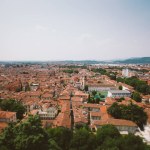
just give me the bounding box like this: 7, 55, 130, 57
108, 90, 131, 94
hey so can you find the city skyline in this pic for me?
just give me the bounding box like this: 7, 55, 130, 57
0, 0, 150, 61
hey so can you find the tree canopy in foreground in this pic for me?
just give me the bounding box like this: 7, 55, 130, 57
0, 115, 149, 150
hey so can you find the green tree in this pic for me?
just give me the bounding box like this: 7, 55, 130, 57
107, 102, 148, 130
0, 99, 26, 120
63, 69, 74, 74
107, 103, 122, 119
118, 97, 125, 102
48, 139, 62, 150
119, 85, 123, 90
84, 85, 89, 92
87, 95, 91, 103
0, 115, 49, 150
74, 70, 79, 74
132, 92, 142, 102
0, 123, 16, 150
120, 134, 148, 150
14, 115, 49, 150
116, 76, 150, 95
96, 124, 121, 145
47, 127, 72, 150
70, 128, 96, 150
92, 90, 97, 96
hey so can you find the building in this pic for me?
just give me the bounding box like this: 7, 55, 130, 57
0, 111, 17, 123
93, 119, 137, 134
122, 68, 136, 78
108, 90, 131, 98
122, 68, 129, 77
88, 85, 116, 92
38, 107, 58, 120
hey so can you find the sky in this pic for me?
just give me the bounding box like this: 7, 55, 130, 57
0, 0, 150, 61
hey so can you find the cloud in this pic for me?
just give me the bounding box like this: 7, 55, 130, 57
51, 29, 56, 33
78, 33, 93, 41
35, 25, 48, 31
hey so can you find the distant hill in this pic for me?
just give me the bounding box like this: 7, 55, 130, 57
113, 57, 150, 64
0, 57, 150, 65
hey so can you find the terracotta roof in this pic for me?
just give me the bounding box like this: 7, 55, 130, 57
0, 111, 16, 119
83, 103, 101, 109
0, 122, 8, 132
93, 119, 137, 127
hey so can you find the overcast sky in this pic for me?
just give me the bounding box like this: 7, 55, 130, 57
0, 0, 150, 61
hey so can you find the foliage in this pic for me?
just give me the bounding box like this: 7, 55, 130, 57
0, 99, 26, 120
107, 102, 148, 130
91, 68, 107, 75
119, 133, 148, 150
74, 70, 79, 74
63, 69, 79, 74
84, 85, 89, 91
96, 124, 121, 145
116, 76, 150, 95
63, 69, 74, 74
92, 90, 97, 96
0, 122, 16, 150
100, 95, 105, 98
60, 65, 87, 69
70, 128, 97, 150
91, 68, 117, 80
0, 117, 149, 150
0, 115, 49, 150
14, 115, 49, 150
118, 97, 125, 102
132, 92, 142, 102
119, 85, 123, 90
47, 127, 72, 150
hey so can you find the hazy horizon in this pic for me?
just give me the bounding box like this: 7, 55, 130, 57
0, 0, 150, 61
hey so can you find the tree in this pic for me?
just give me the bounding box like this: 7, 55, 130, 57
0, 115, 49, 150
118, 97, 125, 102
0, 99, 26, 120
0, 123, 16, 150
107, 102, 148, 130
119, 85, 123, 90
116, 76, 150, 95
96, 124, 121, 145
84, 85, 89, 92
87, 95, 91, 103
132, 92, 142, 102
92, 90, 97, 96
48, 139, 62, 150
47, 127, 72, 150
14, 115, 49, 150
107, 103, 122, 119
63, 69, 74, 74
95, 98, 100, 104
100, 95, 105, 99
0, 116, 149, 150
70, 128, 96, 150
109, 74, 116, 80
74, 70, 79, 74
120, 133, 148, 150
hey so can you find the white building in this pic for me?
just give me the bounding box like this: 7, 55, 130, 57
108, 90, 131, 98
88, 85, 116, 92
122, 68, 129, 77
38, 107, 58, 120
